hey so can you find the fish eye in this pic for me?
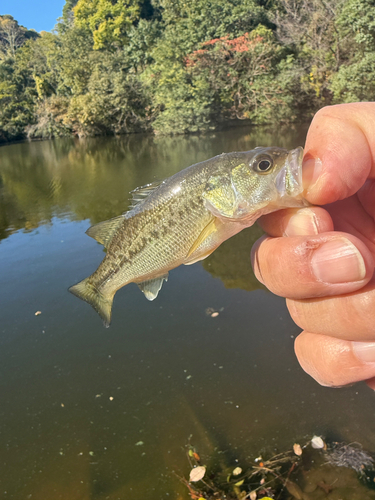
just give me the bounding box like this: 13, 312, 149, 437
253, 155, 273, 173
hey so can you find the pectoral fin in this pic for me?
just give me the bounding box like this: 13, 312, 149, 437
138, 273, 169, 301
86, 215, 124, 248
187, 217, 217, 258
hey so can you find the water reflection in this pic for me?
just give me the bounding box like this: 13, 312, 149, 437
0, 124, 308, 239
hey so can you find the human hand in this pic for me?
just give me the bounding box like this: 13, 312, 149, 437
251, 103, 375, 389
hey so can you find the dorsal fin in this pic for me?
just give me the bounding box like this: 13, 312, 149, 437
86, 215, 124, 248
129, 180, 163, 209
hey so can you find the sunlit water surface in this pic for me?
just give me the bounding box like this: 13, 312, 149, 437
1, 126, 375, 499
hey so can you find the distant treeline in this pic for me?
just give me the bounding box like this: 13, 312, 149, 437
0, 0, 374, 143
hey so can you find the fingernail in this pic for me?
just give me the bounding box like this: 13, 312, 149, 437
353, 342, 375, 364
284, 208, 319, 236
311, 239, 366, 283
303, 157, 322, 191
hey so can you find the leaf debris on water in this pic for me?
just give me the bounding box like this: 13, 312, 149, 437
35, 311, 42, 316
311, 435, 325, 449
232, 466, 242, 476
189, 465, 206, 482
293, 443, 303, 456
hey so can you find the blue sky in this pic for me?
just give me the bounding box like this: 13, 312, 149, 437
1, 0, 66, 32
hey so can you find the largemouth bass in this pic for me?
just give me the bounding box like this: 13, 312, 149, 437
70, 147, 307, 326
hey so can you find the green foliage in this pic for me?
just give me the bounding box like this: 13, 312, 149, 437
143, 37, 213, 134
26, 95, 71, 139
64, 56, 151, 136
73, 0, 141, 50
336, 0, 375, 50
327, 0, 375, 103
187, 26, 296, 124
153, 0, 269, 55
62, 0, 79, 21
330, 52, 375, 102
0, 58, 36, 141
123, 18, 162, 71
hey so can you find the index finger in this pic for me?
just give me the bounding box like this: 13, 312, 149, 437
303, 103, 375, 206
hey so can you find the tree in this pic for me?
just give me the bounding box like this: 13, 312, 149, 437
153, 0, 269, 55
0, 58, 36, 142
0, 15, 38, 60
62, 0, 79, 21
335, 0, 375, 53
273, 0, 342, 107
63, 51, 151, 137
186, 26, 297, 124
73, 0, 141, 49
329, 0, 375, 102
142, 0, 272, 134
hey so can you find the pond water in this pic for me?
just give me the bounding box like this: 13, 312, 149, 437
1, 126, 375, 499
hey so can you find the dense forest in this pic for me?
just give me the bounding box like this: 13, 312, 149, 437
0, 0, 374, 143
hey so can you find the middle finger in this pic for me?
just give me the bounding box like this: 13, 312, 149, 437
251, 232, 374, 299
287, 277, 375, 341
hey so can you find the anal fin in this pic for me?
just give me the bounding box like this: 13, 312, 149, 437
138, 273, 169, 301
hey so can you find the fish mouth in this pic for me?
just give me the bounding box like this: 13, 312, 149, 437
275, 146, 304, 199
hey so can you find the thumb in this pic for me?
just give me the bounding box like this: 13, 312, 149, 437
303, 103, 375, 206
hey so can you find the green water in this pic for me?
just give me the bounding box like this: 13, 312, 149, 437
1, 126, 374, 500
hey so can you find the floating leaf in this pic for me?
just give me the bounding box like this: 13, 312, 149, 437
189, 465, 206, 482
311, 435, 325, 449
293, 443, 303, 456
188, 449, 194, 457
232, 466, 242, 476
234, 479, 244, 486
249, 492, 257, 500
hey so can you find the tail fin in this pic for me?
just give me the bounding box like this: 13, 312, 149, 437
69, 278, 114, 328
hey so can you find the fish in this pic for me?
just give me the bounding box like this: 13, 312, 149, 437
69, 146, 307, 326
